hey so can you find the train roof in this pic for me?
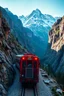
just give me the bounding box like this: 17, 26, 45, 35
16, 53, 38, 58
16, 54, 24, 58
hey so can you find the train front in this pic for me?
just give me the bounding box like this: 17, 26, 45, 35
20, 54, 40, 84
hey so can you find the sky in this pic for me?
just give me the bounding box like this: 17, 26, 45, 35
0, 0, 64, 17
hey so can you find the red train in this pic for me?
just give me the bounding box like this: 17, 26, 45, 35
19, 53, 40, 84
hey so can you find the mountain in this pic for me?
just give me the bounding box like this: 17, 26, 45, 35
19, 9, 58, 37
19, 9, 59, 58
1, 7, 49, 58
2, 7, 59, 59
42, 16, 64, 85
0, 8, 27, 95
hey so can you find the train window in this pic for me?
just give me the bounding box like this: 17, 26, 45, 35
27, 60, 32, 68
34, 61, 37, 68
22, 60, 26, 68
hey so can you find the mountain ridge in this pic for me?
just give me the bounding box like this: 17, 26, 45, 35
19, 9, 59, 27
19, 9, 58, 43
0, 7, 27, 95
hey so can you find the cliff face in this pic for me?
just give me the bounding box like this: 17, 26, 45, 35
42, 16, 64, 85
0, 11, 26, 96
49, 16, 64, 51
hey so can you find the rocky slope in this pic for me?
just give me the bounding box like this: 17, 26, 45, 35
42, 16, 64, 86
49, 16, 64, 51
0, 9, 26, 96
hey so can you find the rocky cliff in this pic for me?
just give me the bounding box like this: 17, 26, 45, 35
0, 10, 26, 96
42, 16, 64, 86
49, 16, 64, 51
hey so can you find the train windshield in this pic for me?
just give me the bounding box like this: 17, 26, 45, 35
27, 60, 32, 68
22, 60, 26, 68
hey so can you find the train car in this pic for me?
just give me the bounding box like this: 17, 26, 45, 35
20, 53, 40, 84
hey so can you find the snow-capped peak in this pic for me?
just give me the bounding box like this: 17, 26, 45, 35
26, 9, 43, 20
34, 9, 42, 14
19, 9, 59, 37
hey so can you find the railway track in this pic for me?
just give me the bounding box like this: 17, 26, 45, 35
21, 85, 38, 96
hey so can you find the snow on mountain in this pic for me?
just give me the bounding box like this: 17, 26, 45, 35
19, 9, 59, 58
19, 9, 58, 35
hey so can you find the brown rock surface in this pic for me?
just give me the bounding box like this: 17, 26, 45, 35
42, 16, 64, 87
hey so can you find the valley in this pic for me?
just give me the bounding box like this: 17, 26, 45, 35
0, 5, 64, 96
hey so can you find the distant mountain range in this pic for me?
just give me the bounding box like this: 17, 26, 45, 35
19, 9, 60, 58
19, 9, 59, 37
